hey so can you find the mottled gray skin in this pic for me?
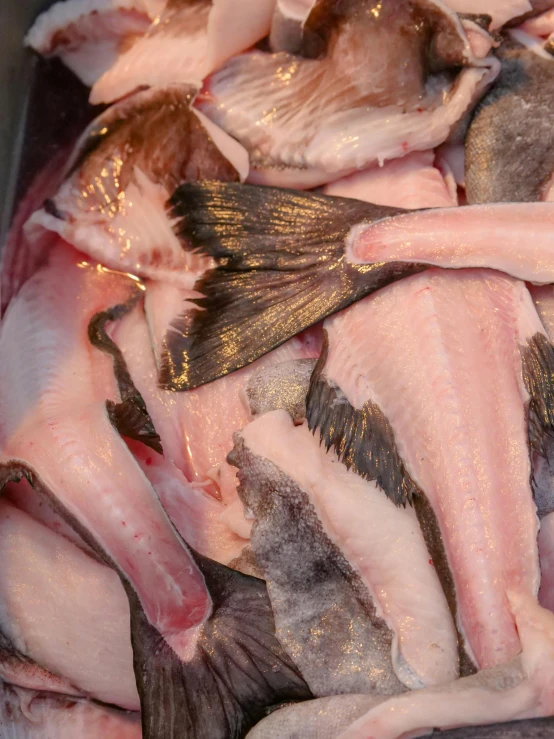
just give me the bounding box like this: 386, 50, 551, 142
245, 359, 317, 423
247, 694, 385, 738
466, 40, 554, 203
228, 438, 405, 698
248, 662, 530, 739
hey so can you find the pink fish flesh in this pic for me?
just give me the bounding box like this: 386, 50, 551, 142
24, 86, 248, 290
144, 279, 321, 504
0, 499, 138, 709
0, 243, 210, 637
0, 682, 141, 739
310, 268, 541, 668
90, 0, 276, 104
25, 0, 165, 86
324, 151, 458, 210
198, 0, 498, 187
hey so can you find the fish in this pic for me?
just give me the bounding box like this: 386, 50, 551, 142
247, 695, 386, 739
338, 595, 554, 738
166, 182, 554, 389
25, 86, 248, 288
107, 294, 249, 560
0, 242, 310, 737
0, 498, 138, 709
229, 408, 459, 691
90, 0, 276, 104
0, 681, 142, 739
248, 698, 554, 738
324, 151, 458, 209
25, 0, 165, 87
198, 0, 498, 188
442, 1, 532, 29
269, 0, 314, 53
144, 279, 321, 508
465, 38, 554, 203
307, 268, 543, 669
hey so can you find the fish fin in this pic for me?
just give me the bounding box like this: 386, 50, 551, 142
163, 182, 423, 390
89, 302, 163, 454
521, 332, 554, 458
128, 554, 311, 739
306, 331, 420, 507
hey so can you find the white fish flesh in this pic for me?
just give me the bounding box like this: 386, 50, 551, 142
24, 86, 248, 289
198, 0, 498, 187
90, 0, 276, 104
25, 0, 165, 86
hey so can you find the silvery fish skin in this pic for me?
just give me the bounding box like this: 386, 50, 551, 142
465, 39, 554, 203
230, 409, 459, 692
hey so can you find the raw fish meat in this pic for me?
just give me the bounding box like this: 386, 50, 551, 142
108, 297, 248, 560
25, 0, 165, 86
145, 279, 321, 505
339, 596, 554, 738
308, 269, 542, 668
465, 39, 554, 203
25, 86, 248, 288
325, 151, 458, 209
230, 409, 459, 691
0, 681, 141, 739
198, 0, 498, 187
0, 243, 310, 735
0, 499, 137, 709
90, 0, 276, 104
168, 182, 554, 388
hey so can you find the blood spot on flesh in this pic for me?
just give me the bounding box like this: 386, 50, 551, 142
429, 559, 434, 566
145, 457, 152, 466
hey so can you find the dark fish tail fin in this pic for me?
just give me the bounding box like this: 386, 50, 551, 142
306, 331, 420, 507
521, 332, 554, 456
163, 182, 422, 390
88, 302, 163, 454
129, 553, 311, 739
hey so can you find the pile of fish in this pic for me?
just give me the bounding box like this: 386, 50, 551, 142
4, 0, 554, 736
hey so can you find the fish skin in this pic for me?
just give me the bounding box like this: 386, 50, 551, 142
229, 432, 406, 696
269, 0, 314, 52
246, 695, 386, 739
0, 499, 138, 709
244, 358, 317, 423
168, 182, 554, 388
25, 86, 246, 289
90, 0, 275, 104
231, 410, 459, 690
0, 681, 141, 739
25, 0, 165, 87
443, 0, 531, 29
339, 594, 554, 739
314, 269, 541, 670
198, 0, 498, 187
465, 40, 554, 203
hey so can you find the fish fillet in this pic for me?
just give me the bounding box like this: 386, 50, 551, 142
90, 0, 275, 104
25, 86, 247, 289
232, 410, 459, 690
311, 268, 541, 668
